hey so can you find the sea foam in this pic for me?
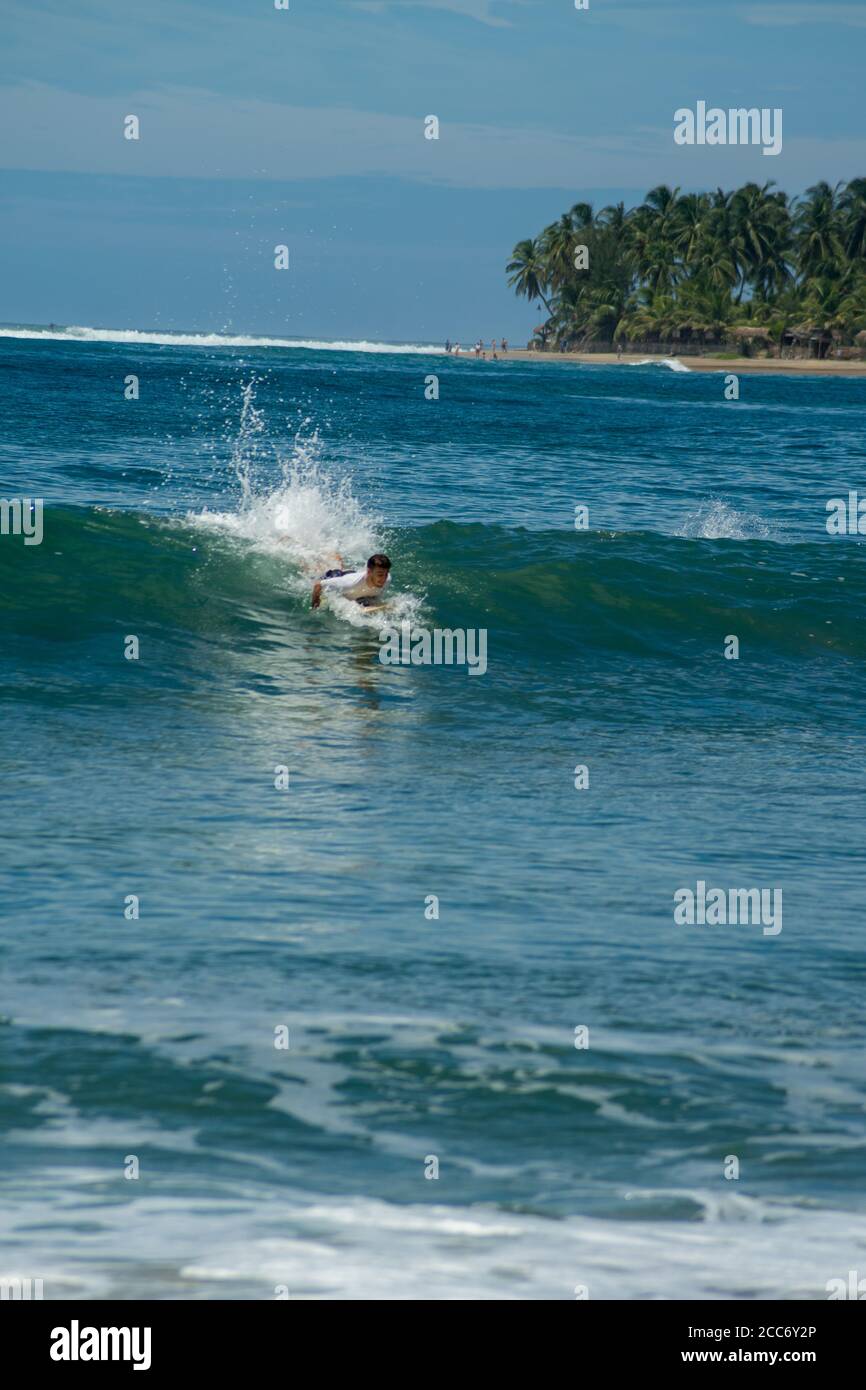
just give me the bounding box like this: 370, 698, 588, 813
0, 324, 442, 355
629, 356, 692, 372
186, 381, 422, 628
678, 499, 772, 541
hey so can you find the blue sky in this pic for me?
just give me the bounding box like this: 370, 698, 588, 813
1, 0, 864, 340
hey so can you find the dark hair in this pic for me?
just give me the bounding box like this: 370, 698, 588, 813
367, 553, 391, 570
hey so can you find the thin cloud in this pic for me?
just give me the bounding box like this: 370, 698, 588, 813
2, 84, 865, 191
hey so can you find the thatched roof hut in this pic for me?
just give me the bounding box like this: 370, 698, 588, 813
788, 322, 831, 341
730, 325, 773, 341
670, 318, 725, 344
726, 324, 777, 356
783, 323, 833, 358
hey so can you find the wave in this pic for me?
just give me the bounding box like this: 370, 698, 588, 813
4, 1003, 863, 1299
5, 1181, 862, 1300
0, 323, 442, 355
181, 388, 423, 629
629, 357, 692, 372
1, 380, 861, 661
3, 505, 864, 662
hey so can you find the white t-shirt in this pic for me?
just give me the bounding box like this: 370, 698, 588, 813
320, 568, 390, 601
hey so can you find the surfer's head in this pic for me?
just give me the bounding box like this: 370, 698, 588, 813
366, 553, 391, 589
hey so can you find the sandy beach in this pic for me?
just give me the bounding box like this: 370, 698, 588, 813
455, 349, 866, 378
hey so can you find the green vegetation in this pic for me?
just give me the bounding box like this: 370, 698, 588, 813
507, 180, 866, 357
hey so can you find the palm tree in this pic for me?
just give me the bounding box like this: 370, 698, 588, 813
540, 207, 595, 292
615, 289, 676, 346
630, 228, 680, 296
506, 238, 554, 315
641, 185, 681, 223
837, 272, 866, 335
507, 176, 866, 353
568, 202, 595, 231
677, 276, 736, 343
671, 191, 712, 268
581, 285, 632, 345
597, 201, 627, 235
730, 181, 791, 302
840, 177, 866, 261
795, 181, 845, 282
629, 185, 681, 294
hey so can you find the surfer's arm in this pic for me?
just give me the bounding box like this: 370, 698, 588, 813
311, 581, 323, 609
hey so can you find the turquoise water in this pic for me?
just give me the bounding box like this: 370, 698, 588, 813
2, 327, 866, 1299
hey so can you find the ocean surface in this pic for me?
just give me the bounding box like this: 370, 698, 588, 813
2, 325, 865, 1301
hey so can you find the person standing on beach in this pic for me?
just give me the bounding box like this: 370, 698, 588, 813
502, 339, 508, 354
445, 338, 451, 353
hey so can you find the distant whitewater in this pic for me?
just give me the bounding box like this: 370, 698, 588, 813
629, 356, 692, 372
0, 323, 442, 355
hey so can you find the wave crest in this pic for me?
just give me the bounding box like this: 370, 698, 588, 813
0, 324, 442, 354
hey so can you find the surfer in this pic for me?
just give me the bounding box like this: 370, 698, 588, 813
311, 553, 392, 609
